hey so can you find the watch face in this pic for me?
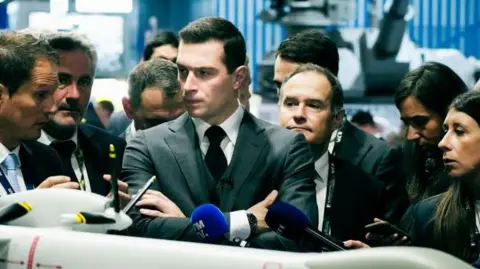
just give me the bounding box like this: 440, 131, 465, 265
248, 213, 257, 226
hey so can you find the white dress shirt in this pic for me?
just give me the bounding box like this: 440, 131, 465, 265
314, 152, 330, 231
38, 130, 92, 192
0, 143, 25, 195
192, 106, 249, 241
125, 122, 137, 143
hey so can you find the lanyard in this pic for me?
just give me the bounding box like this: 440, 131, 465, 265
322, 128, 343, 235
73, 147, 86, 191
0, 168, 33, 194
322, 159, 336, 235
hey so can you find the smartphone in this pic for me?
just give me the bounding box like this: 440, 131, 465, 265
123, 176, 157, 213
364, 221, 410, 239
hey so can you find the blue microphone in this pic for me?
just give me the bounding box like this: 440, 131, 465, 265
265, 201, 347, 251
191, 204, 229, 243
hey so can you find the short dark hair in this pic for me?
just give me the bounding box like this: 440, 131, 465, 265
351, 111, 375, 126
143, 31, 179, 61
276, 29, 339, 76
45, 32, 97, 70
0, 31, 58, 95
394, 62, 468, 119
128, 58, 179, 110
98, 100, 115, 116
281, 63, 344, 114
179, 17, 246, 73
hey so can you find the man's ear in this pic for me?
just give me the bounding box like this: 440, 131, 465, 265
122, 97, 134, 120
332, 109, 345, 130
232, 65, 248, 91
0, 84, 8, 104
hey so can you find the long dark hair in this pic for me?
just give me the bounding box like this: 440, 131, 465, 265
395, 62, 468, 201
434, 91, 480, 261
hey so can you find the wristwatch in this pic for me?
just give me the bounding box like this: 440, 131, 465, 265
246, 213, 258, 235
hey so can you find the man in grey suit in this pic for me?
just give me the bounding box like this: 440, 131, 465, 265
122, 17, 318, 250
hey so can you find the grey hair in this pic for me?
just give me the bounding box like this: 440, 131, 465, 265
280, 63, 344, 114
128, 58, 180, 110
42, 31, 98, 70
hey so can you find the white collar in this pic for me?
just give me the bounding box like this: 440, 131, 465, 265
192, 106, 244, 146
314, 151, 329, 182
38, 129, 79, 146
130, 122, 137, 135
0, 143, 21, 167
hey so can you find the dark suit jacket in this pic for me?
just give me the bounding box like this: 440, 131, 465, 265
335, 121, 409, 224
76, 124, 126, 196
327, 156, 385, 242
20, 140, 64, 188
121, 112, 318, 250
400, 194, 441, 250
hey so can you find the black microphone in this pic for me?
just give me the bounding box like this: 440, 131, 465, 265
265, 201, 348, 251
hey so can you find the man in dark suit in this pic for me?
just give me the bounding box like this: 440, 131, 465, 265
0, 31, 74, 193
273, 29, 408, 224
36, 32, 128, 199
278, 63, 384, 243
122, 17, 318, 250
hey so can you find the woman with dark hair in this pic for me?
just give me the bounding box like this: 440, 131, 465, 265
394, 62, 468, 202
406, 91, 480, 263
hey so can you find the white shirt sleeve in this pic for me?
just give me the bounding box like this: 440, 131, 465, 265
228, 210, 251, 241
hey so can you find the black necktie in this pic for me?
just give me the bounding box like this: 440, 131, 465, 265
51, 140, 78, 182
204, 126, 227, 182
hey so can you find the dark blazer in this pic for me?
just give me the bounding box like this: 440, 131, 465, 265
121, 112, 318, 251
335, 121, 409, 224
328, 156, 385, 242
76, 124, 126, 196
20, 140, 64, 188
400, 194, 441, 250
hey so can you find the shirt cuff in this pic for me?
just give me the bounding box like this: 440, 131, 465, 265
228, 210, 251, 241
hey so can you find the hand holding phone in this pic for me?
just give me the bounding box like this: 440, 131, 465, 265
364, 218, 411, 246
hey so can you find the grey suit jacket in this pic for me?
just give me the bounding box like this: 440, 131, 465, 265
121, 111, 318, 250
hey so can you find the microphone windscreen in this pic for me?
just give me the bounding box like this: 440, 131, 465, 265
191, 204, 229, 242
265, 201, 311, 240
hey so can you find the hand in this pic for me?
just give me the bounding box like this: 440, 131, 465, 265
344, 240, 370, 249
136, 190, 185, 218
37, 176, 79, 189
103, 175, 131, 209
247, 190, 279, 230
365, 218, 411, 246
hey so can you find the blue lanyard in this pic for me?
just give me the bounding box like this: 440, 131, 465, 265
0, 168, 33, 194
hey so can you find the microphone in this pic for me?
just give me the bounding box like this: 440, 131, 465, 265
265, 201, 348, 251
190, 204, 251, 247
191, 204, 229, 243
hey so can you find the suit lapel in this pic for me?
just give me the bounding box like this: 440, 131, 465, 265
78, 125, 109, 195
165, 114, 210, 205
19, 143, 43, 188
336, 121, 372, 166
221, 113, 267, 211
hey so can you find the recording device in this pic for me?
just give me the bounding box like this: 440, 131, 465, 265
364, 221, 410, 239
123, 176, 157, 214
190, 204, 229, 243
108, 144, 120, 213
265, 201, 348, 251
190, 204, 251, 247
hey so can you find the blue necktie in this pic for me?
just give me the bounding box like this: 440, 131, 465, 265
3, 153, 19, 192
